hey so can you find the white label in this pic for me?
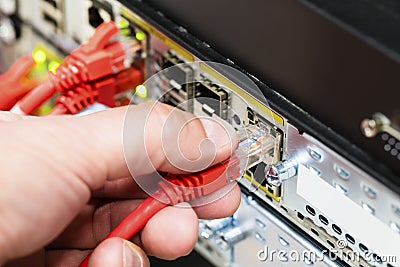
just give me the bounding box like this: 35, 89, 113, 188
297, 164, 400, 259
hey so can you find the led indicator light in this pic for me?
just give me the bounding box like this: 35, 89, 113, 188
119, 19, 129, 28
135, 31, 145, 41
33, 49, 47, 64
135, 84, 147, 98
48, 61, 60, 74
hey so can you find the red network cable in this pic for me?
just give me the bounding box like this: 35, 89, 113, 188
0, 54, 37, 110
11, 21, 142, 115
50, 67, 143, 115
79, 156, 241, 267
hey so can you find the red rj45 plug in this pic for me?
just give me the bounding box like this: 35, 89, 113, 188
11, 21, 141, 115
50, 67, 143, 115
79, 156, 241, 267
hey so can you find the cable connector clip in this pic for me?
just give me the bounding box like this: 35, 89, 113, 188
161, 156, 241, 205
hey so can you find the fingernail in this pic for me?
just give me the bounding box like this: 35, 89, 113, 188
123, 241, 149, 267
200, 117, 237, 149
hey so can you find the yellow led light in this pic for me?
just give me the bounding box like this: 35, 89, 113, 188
48, 61, 60, 74
135, 84, 147, 98
119, 19, 129, 28
135, 31, 145, 41
120, 29, 130, 36
32, 49, 47, 63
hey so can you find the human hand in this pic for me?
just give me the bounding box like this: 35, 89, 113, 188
0, 102, 240, 267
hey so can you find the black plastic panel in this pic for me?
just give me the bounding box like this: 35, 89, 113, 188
121, 1, 400, 192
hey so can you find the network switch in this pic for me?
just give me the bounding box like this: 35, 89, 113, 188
0, 1, 399, 267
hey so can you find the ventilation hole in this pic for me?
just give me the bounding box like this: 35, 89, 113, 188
308, 146, 322, 161
359, 243, 368, 252
264, 194, 272, 202
280, 206, 288, 212
327, 240, 335, 248
297, 212, 304, 220
319, 215, 329, 225
332, 224, 342, 235
329, 251, 336, 259
306, 205, 316, 216
255, 232, 266, 243
387, 264, 394, 267
345, 234, 355, 244
255, 218, 266, 229
335, 165, 350, 180
310, 228, 319, 236
278, 236, 289, 247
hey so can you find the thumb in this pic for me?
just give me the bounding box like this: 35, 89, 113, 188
89, 238, 149, 267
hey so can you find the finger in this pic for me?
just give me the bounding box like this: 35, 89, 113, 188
48, 201, 199, 261
46, 241, 150, 267
48, 199, 142, 249
88, 238, 149, 267
92, 177, 147, 199
1, 102, 237, 189
193, 184, 241, 219
4, 250, 44, 267
46, 249, 90, 266
140, 204, 198, 260
49, 183, 239, 249
120, 102, 239, 179
76, 102, 237, 186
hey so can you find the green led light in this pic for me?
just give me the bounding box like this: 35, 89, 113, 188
120, 29, 130, 36
48, 61, 60, 74
32, 49, 47, 64
135, 31, 145, 41
135, 84, 147, 98
119, 19, 129, 28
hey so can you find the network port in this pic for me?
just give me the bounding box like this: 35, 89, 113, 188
194, 80, 228, 119
88, 0, 114, 29
162, 51, 193, 90
43, 0, 57, 8
161, 51, 194, 110
162, 89, 186, 108
246, 108, 257, 125
41, 0, 64, 33
245, 108, 283, 164
43, 13, 58, 29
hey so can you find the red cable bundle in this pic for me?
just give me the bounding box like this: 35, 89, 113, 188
11, 21, 142, 115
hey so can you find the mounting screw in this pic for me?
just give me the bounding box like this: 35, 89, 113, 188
265, 159, 298, 187
217, 222, 250, 250
360, 118, 381, 138
360, 112, 393, 138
